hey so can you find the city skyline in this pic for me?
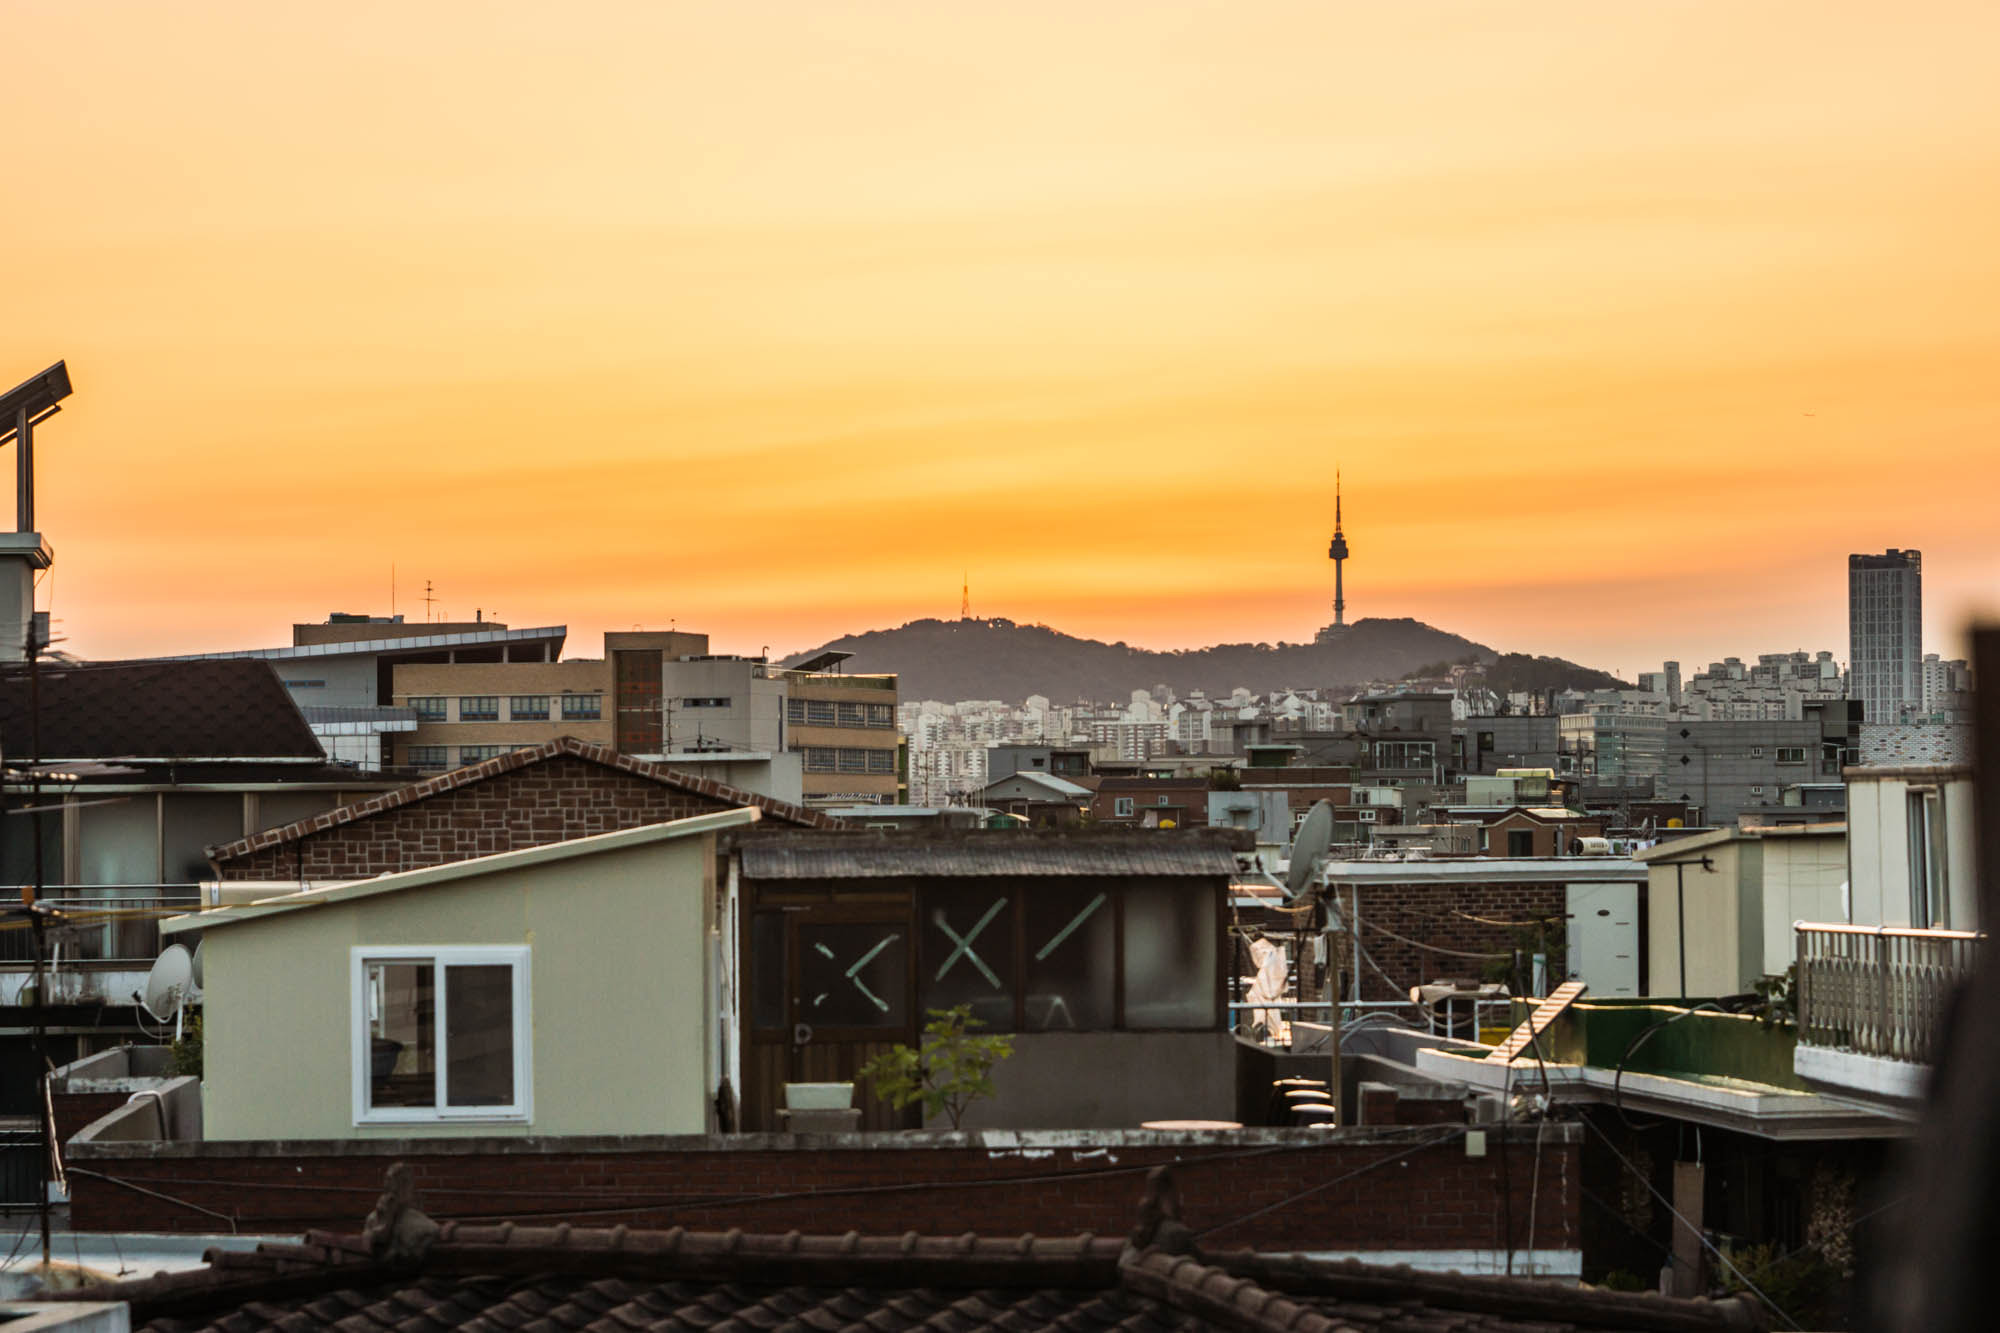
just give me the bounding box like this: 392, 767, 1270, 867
4, 2, 1996, 670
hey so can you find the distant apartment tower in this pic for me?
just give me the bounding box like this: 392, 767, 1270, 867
1848, 550, 1922, 724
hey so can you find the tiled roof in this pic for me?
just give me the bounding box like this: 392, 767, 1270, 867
61, 1216, 1766, 1333
0, 659, 325, 762
207, 737, 838, 860
740, 831, 1245, 879
1855, 722, 1973, 768
1095, 776, 1210, 792
988, 770, 1093, 798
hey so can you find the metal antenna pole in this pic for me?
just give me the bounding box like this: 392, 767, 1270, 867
28, 617, 50, 1271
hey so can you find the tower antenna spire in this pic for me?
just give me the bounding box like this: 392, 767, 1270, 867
1328, 471, 1349, 629
961, 571, 971, 620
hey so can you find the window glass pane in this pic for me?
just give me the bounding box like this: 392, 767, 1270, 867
751, 911, 786, 1030
798, 922, 908, 1028
445, 964, 515, 1107
1023, 889, 1114, 1030
78, 797, 160, 884
367, 962, 436, 1108
0, 810, 62, 887
921, 887, 1015, 1031
1122, 884, 1216, 1029
159, 793, 244, 882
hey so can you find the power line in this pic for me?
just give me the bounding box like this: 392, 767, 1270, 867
1580, 1114, 1801, 1330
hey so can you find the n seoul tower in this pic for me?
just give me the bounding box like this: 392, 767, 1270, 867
1328, 471, 1350, 627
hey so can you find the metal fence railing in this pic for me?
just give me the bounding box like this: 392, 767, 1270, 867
0, 887, 202, 966
1229, 996, 1515, 1053
1796, 922, 1983, 1064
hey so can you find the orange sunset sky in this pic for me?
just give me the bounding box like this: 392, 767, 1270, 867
4, 1, 1996, 678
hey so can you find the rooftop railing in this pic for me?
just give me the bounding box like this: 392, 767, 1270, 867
1795, 921, 1982, 1064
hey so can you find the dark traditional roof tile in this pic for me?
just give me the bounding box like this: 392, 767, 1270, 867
54, 1221, 1763, 1333
0, 659, 324, 761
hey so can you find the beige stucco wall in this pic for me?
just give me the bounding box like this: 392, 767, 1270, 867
199, 834, 716, 1141
1646, 840, 1754, 998
1847, 773, 1977, 930
1759, 834, 1847, 975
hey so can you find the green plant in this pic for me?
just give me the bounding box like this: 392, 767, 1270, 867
1719, 1238, 1848, 1328
858, 1005, 1014, 1130
169, 1013, 203, 1079
1752, 967, 1796, 1030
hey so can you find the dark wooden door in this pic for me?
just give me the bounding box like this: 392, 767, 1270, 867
788, 909, 917, 1131
741, 904, 917, 1132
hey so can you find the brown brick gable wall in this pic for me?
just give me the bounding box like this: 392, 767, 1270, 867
216, 755, 759, 881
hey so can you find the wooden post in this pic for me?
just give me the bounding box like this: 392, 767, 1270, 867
1669, 1161, 1705, 1298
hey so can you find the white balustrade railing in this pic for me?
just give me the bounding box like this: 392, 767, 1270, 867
1795, 922, 1982, 1064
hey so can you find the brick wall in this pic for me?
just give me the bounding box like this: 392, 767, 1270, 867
52, 1091, 131, 1146
217, 756, 747, 881
1340, 881, 1568, 1001
67, 1129, 1579, 1255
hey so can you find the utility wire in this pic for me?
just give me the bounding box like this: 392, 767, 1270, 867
1194, 1128, 1468, 1240
1580, 1114, 1801, 1331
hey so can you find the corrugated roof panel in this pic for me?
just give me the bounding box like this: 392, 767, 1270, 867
740, 837, 1241, 879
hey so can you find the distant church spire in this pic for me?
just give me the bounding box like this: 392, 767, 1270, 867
1328, 471, 1350, 627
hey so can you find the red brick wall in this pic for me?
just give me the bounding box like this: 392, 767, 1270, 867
217, 756, 743, 881
53, 1092, 131, 1145
67, 1130, 1578, 1255
1341, 882, 1568, 1000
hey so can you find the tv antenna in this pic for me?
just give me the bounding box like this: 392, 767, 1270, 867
422, 579, 437, 623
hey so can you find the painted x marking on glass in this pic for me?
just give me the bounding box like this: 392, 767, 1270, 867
1035, 892, 1107, 961
933, 898, 1007, 987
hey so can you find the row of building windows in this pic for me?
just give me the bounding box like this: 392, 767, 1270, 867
801, 746, 897, 774
407, 694, 603, 723
407, 744, 540, 770
786, 699, 896, 729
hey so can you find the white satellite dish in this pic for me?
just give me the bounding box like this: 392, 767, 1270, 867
1285, 800, 1336, 897
140, 944, 195, 1040
189, 939, 205, 990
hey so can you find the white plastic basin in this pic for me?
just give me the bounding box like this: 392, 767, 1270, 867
784, 1081, 855, 1110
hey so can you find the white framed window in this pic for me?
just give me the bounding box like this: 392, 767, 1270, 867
1114, 797, 1134, 817
351, 946, 531, 1125
1749, 746, 1765, 758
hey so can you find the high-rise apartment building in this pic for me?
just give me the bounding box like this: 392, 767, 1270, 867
1848, 550, 1923, 724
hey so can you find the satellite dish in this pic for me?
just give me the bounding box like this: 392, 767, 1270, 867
189, 940, 204, 989
1285, 800, 1336, 897
141, 944, 195, 1039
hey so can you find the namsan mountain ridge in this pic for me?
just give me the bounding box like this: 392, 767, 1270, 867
782, 616, 1628, 704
